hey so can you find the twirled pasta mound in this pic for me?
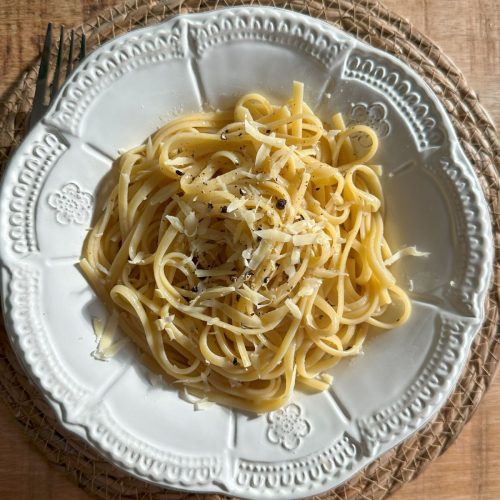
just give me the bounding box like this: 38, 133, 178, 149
81, 82, 411, 412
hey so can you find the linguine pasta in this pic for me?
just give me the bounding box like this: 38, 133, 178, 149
81, 82, 412, 413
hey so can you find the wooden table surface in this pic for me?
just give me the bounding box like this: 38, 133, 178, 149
0, 0, 499, 498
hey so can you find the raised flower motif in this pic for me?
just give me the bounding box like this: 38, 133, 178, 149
266, 403, 311, 451
48, 182, 93, 225
350, 102, 390, 137
348, 102, 390, 151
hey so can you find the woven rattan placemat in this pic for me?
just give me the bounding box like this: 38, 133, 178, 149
0, 1, 498, 498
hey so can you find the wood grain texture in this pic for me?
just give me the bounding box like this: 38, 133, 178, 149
0, 0, 498, 499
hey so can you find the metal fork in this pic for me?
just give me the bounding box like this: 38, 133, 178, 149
29, 24, 87, 130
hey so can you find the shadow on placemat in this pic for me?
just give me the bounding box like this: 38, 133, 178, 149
0, 1, 499, 499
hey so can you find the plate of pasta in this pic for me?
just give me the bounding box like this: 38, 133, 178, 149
0, 6, 493, 499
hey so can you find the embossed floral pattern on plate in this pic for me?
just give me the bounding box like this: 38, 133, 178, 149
349, 102, 390, 137
48, 182, 94, 225
266, 403, 311, 451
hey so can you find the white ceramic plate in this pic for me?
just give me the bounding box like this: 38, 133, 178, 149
0, 7, 493, 499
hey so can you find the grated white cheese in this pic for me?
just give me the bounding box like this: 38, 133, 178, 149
176, 197, 193, 217
269, 150, 292, 179
310, 219, 326, 232
292, 233, 320, 246
242, 210, 257, 226
91, 349, 110, 361
128, 251, 145, 264
96, 263, 110, 275
326, 129, 341, 140
239, 284, 270, 308
180, 387, 201, 405
92, 317, 104, 342
165, 215, 184, 233
195, 268, 238, 278
164, 326, 176, 341
284, 265, 296, 279
241, 247, 253, 266
93, 337, 129, 361
195, 399, 215, 411
384, 246, 430, 266
248, 241, 273, 270
96, 310, 119, 354
197, 286, 235, 300
148, 372, 165, 389
297, 278, 322, 297
255, 229, 292, 242
227, 197, 247, 213
285, 298, 302, 319
291, 247, 301, 265
184, 211, 197, 237
155, 315, 175, 331
256, 172, 272, 182
312, 268, 348, 278
199, 370, 209, 386
255, 142, 272, 168
240, 170, 257, 180
286, 220, 309, 234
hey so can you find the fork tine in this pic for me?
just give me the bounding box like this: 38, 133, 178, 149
30, 23, 52, 129
50, 26, 64, 103
79, 32, 87, 62
66, 29, 75, 78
